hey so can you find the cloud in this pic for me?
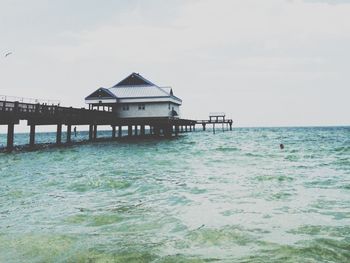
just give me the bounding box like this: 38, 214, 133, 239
304, 0, 350, 5
1, 0, 350, 128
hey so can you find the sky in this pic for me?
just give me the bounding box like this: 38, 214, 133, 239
0, 0, 349, 132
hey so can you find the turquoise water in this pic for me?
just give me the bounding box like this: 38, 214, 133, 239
0, 127, 349, 262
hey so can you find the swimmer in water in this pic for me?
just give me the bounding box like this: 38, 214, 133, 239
280, 143, 284, 150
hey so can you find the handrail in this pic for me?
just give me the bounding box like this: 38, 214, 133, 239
196, 119, 233, 123
209, 112, 226, 117
0, 100, 114, 118
0, 95, 60, 106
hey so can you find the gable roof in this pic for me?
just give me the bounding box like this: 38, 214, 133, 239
85, 73, 182, 104
113, 72, 155, 87
85, 87, 116, 100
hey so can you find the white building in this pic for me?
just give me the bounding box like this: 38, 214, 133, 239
85, 73, 182, 118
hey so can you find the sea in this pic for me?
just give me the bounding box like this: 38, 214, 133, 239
0, 127, 349, 262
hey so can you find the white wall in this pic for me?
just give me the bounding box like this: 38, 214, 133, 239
114, 102, 180, 118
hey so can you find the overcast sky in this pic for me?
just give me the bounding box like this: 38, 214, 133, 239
0, 0, 349, 130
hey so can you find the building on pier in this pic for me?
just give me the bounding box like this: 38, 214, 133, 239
85, 73, 182, 118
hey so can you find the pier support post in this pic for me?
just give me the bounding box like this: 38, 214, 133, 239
112, 125, 116, 138
229, 123, 232, 131
7, 123, 14, 151
29, 125, 35, 147
67, 125, 72, 143
185, 126, 188, 132
57, 124, 62, 144
202, 124, 206, 131
128, 125, 132, 137
181, 126, 184, 133
154, 126, 160, 136
89, 125, 93, 141
118, 126, 122, 137
190, 125, 192, 132
213, 123, 216, 134
93, 125, 97, 140
175, 125, 179, 136
164, 125, 173, 138
140, 125, 145, 136
134, 125, 138, 136
193, 125, 195, 132
164, 125, 172, 138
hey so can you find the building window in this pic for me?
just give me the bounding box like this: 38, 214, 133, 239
122, 104, 129, 111
138, 103, 145, 110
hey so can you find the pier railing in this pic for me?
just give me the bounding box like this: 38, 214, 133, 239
0, 100, 100, 116
0, 95, 60, 106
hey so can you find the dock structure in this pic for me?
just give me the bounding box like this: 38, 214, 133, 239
196, 112, 233, 134
0, 99, 196, 151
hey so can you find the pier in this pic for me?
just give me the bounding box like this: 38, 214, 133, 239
1, 97, 233, 152
196, 112, 233, 134
0, 98, 198, 151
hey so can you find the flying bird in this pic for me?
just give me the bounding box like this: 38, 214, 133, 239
4, 52, 12, 57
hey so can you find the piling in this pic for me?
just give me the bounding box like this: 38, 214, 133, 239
57, 124, 62, 144
29, 125, 35, 146
93, 125, 97, 140
67, 125, 72, 143
89, 125, 93, 141
175, 125, 179, 136
7, 123, 14, 151
112, 125, 116, 138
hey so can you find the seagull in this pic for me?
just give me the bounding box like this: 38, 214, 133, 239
4, 52, 12, 57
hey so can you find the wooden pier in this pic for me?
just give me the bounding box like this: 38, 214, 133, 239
196, 112, 233, 134
0, 100, 232, 152
0, 99, 197, 151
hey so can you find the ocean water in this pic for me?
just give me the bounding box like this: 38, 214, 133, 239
0, 127, 349, 262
